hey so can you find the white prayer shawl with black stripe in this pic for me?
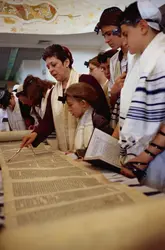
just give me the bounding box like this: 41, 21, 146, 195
120, 32, 165, 163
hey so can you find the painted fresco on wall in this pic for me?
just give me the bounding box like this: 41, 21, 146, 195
0, 2, 57, 22
0, 0, 163, 35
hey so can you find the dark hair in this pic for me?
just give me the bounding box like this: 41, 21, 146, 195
22, 75, 54, 106
79, 74, 111, 121
66, 82, 99, 108
97, 49, 118, 64
0, 90, 12, 109
160, 4, 165, 32
119, 2, 142, 27
88, 56, 100, 68
23, 75, 53, 95
120, 1, 162, 31
95, 7, 122, 34
42, 44, 74, 68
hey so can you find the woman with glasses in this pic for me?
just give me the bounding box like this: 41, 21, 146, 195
87, 50, 117, 105
87, 56, 109, 101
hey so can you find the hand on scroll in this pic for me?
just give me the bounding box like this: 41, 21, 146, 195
20, 132, 37, 148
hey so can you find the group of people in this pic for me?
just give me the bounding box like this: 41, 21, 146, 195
0, 0, 165, 192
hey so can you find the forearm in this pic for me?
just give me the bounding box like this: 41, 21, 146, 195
110, 93, 119, 108
138, 124, 165, 163
33, 119, 54, 147
32, 93, 55, 147
112, 123, 119, 139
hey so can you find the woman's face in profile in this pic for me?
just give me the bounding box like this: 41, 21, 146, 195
89, 63, 105, 82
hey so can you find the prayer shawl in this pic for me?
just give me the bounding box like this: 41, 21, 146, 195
109, 51, 120, 91
74, 107, 94, 150
109, 51, 128, 129
120, 32, 165, 163
7, 94, 26, 131
51, 69, 79, 151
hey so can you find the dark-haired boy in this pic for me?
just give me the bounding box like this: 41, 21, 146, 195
95, 7, 128, 130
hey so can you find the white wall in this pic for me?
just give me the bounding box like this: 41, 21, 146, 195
71, 48, 100, 74
15, 47, 100, 83
15, 60, 43, 84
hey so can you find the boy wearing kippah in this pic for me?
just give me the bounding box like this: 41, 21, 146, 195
95, 7, 128, 131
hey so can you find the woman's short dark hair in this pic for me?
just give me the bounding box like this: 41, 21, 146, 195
42, 44, 74, 68
0, 90, 12, 109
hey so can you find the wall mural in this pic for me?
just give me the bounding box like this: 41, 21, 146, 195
0, 2, 57, 22
0, 0, 163, 35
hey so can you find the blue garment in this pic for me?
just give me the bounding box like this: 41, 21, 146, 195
141, 150, 165, 192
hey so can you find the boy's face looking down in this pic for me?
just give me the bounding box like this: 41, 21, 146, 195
101, 25, 122, 50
